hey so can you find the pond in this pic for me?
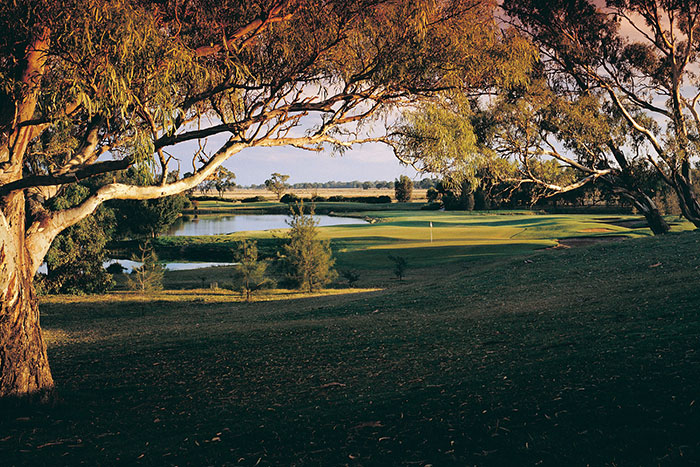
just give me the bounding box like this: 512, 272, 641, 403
37, 260, 234, 275
37, 213, 368, 275
165, 213, 366, 237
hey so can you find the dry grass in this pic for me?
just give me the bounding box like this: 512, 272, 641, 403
199, 187, 428, 201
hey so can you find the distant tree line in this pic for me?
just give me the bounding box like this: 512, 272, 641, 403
247, 178, 438, 190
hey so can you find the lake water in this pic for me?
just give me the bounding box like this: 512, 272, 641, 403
166, 213, 366, 236
37, 259, 234, 275
38, 214, 367, 275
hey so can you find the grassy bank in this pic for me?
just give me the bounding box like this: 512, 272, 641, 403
2, 225, 699, 464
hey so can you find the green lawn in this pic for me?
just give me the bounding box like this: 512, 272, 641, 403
138, 209, 693, 270
3, 212, 699, 465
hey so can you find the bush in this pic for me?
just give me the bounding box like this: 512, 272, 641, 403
42, 184, 114, 295
325, 195, 391, 203
280, 193, 301, 203
110, 193, 190, 239
106, 262, 126, 275
190, 195, 233, 202
443, 191, 474, 211
426, 187, 440, 202
421, 202, 442, 210
241, 195, 267, 203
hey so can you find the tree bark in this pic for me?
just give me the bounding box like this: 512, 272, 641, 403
634, 195, 670, 235
0, 193, 54, 399
672, 171, 700, 229
613, 187, 670, 235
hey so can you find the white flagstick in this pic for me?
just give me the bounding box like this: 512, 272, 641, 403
430, 221, 433, 243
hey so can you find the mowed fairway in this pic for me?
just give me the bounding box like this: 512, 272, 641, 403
324, 210, 652, 269
2, 211, 699, 465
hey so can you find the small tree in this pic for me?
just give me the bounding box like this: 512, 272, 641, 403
232, 240, 274, 302
394, 175, 414, 202
388, 255, 408, 281
211, 167, 237, 198
127, 244, 165, 293
282, 203, 337, 292
265, 173, 291, 201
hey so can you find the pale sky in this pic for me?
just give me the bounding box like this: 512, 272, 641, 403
223, 143, 420, 186
171, 133, 420, 186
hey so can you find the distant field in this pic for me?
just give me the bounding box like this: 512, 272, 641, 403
198, 187, 429, 201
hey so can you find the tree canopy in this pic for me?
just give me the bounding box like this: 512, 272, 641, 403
1, 0, 537, 398
502, 0, 700, 229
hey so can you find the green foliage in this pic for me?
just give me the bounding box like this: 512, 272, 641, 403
127, 244, 164, 293
281, 203, 337, 292
41, 184, 114, 295
111, 194, 190, 239
394, 175, 414, 202
241, 196, 268, 203
200, 167, 236, 198
388, 254, 408, 281
265, 173, 290, 201
231, 240, 274, 302
393, 102, 488, 186
105, 262, 126, 275
426, 187, 440, 202
280, 193, 301, 204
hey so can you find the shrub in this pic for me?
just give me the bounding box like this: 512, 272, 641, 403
241, 195, 267, 203
325, 195, 391, 203
281, 202, 337, 292
106, 262, 126, 275
421, 202, 442, 210
426, 187, 440, 202
280, 193, 301, 203
190, 195, 233, 202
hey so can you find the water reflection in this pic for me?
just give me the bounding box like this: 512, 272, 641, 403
166, 214, 365, 236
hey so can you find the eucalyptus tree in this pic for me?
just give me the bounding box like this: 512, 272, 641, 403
0, 0, 532, 398
264, 172, 290, 201
503, 0, 700, 228
484, 79, 671, 233
391, 80, 671, 232
210, 167, 236, 198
